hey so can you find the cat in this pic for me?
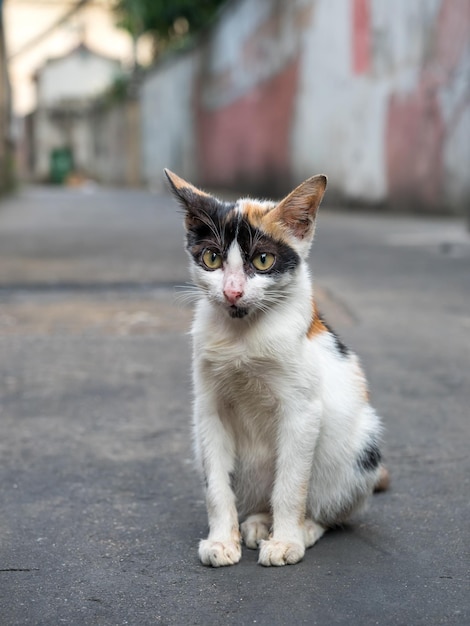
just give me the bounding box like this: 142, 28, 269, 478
165, 169, 388, 567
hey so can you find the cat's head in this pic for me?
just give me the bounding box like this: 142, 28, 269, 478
165, 170, 327, 320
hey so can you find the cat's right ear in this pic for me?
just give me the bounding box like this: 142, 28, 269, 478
164, 169, 215, 230
164, 169, 211, 206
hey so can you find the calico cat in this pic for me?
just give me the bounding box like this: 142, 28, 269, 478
165, 169, 387, 567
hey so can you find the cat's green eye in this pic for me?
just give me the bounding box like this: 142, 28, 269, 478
252, 252, 275, 271
202, 249, 222, 270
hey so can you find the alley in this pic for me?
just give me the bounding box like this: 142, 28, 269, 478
0, 185, 469, 625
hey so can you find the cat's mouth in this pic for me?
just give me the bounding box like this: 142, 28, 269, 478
228, 305, 249, 319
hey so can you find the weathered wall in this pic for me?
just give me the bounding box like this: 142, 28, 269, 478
90, 102, 129, 184
140, 48, 200, 190
141, 0, 470, 212
195, 0, 310, 195
89, 98, 141, 186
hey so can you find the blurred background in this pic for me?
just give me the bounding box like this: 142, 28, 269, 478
0, 0, 469, 212
1, 4, 469, 623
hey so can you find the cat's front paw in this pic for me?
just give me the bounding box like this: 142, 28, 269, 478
258, 538, 305, 566
199, 539, 242, 567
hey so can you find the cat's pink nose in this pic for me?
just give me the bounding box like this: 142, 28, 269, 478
223, 288, 243, 305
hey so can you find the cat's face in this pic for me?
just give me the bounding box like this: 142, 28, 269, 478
165, 171, 327, 319
183, 199, 302, 319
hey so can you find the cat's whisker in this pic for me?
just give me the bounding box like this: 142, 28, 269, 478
198, 238, 221, 248
173, 284, 204, 295
254, 301, 275, 314
263, 293, 290, 301
197, 208, 224, 247
174, 285, 206, 294
173, 283, 209, 306
260, 293, 291, 305
174, 292, 199, 303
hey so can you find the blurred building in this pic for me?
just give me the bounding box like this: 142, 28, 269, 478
29, 43, 121, 181
4, 0, 469, 213
4, 0, 152, 116
0, 0, 13, 193
138, 0, 470, 214
3, 0, 151, 183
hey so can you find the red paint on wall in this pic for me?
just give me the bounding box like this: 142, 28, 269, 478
435, 0, 470, 74
385, 0, 470, 208
197, 58, 300, 191
386, 85, 445, 206
352, 0, 371, 74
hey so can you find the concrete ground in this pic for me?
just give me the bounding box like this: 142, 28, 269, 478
0, 185, 469, 626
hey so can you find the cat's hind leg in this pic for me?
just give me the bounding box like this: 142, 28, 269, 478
303, 518, 326, 548
374, 464, 390, 492
240, 513, 272, 549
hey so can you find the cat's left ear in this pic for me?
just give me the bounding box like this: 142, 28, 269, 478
271, 174, 327, 244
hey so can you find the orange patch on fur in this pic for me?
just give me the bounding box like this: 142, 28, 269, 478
352, 358, 370, 402
239, 200, 274, 223
374, 465, 390, 492
297, 481, 309, 525
307, 301, 328, 339
239, 199, 294, 246
262, 211, 296, 243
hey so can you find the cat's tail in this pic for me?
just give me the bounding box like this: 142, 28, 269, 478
374, 465, 390, 492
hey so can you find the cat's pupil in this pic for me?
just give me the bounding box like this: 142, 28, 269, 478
260, 253, 267, 265
211, 252, 217, 263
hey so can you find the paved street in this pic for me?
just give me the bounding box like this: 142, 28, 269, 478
0, 185, 469, 625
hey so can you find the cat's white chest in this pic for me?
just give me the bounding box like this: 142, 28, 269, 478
201, 349, 282, 414
192, 298, 316, 433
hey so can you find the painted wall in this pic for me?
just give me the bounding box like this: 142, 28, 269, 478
139, 0, 469, 213
90, 102, 128, 184
140, 48, 200, 190
89, 99, 141, 187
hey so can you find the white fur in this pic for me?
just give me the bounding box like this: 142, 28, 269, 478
190, 251, 382, 567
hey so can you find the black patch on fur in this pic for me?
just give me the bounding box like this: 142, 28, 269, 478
186, 203, 300, 276
185, 198, 237, 257
320, 316, 350, 357
357, 441, 382, 472
237, 217, 300, 276
332, 334, 349, 357
229, 306, 249, 318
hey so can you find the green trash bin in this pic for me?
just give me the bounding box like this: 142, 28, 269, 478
49, 148, 73, 184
